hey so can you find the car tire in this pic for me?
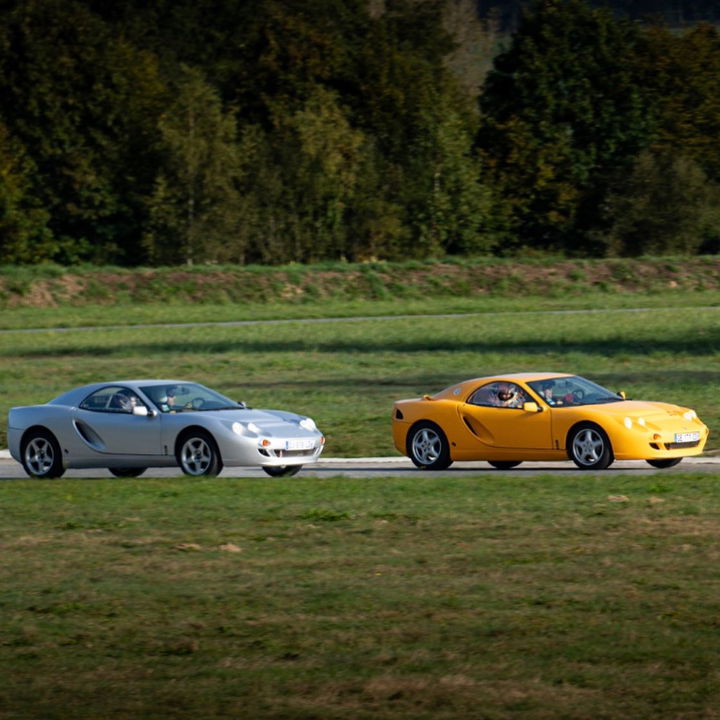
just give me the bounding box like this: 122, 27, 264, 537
109, 467, 147, 478
407, 422, 453, 470
263, 465, 301, 477
488, 461, 522, 470
646, 458, 683, 469
176, 430, 223, 476
21, 429, 65, 479
568, 423, 613, 470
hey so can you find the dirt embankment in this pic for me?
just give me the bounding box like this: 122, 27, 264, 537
1, 257, 717, 309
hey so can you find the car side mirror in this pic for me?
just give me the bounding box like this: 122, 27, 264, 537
617, 391, 626, 399
523, 401, 542, 413
133, 406, 149, 417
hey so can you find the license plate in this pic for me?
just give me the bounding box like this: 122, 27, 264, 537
285, 439, 314, 450
674, 432, 700, 443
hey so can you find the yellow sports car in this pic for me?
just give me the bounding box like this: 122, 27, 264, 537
392, 373, 708, 470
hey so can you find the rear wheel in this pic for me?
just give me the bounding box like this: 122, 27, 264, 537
646, 458, 682, 469
407, 422, 452, 470
568, 423, 613, 470
109, 467, 147, 478
263, 465, 301, 477
488, 461, 522, 470
21, 430, 65, 478
176, 431, 223, 476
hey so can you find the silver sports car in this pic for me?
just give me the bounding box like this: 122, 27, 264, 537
7, 380, 325, 478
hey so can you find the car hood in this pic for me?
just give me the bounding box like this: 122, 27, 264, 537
583, 399, 694, 420
184, 407, 317, 433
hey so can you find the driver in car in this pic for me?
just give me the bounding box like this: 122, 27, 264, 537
157, 386, 179, 413
493, 383, 527, 408
540, 381, 559, 406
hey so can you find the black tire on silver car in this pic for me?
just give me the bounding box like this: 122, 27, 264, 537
646, 458, 683, 469
109, 467, 147, 478
21, 429, 65, 479
488, 461, 522, 470
568, 422, 613, 470
263, 465, 302, 477
407, 421, 452, 470
176, 430, 223, 476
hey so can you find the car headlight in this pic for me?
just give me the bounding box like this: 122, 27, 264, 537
232, 421, 261, 436
623, 417, 646, 429
684, 410, 697, 421
299, 417, 317, 432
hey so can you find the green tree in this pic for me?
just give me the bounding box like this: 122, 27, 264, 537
283, 87, 366, 261
638, 23, 720, 182
0, 124, 53, 263
402, 101, 496, 257
143, 67, 245, 265
0, 0, 167, 264
478, 0, 655, 254
596, 150, 720, 256
353, 0, 496, 258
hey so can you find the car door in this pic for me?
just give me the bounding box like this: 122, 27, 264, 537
75, 386, 162, 456
459, 382, 553, 450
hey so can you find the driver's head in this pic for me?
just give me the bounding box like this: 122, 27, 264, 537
497, 383, 515, 402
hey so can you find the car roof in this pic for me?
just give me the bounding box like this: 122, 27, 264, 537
458, 372, 571, 386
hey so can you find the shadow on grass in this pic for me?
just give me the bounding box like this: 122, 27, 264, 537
8, 333, 720, 359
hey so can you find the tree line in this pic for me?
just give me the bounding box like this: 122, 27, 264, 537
480, 0, 720, 31
1, 0, 719, 266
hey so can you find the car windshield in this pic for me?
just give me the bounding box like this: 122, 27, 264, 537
142, 383, 242, 413
527, 376, 623, 408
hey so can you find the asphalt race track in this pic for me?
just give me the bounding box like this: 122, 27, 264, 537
1, 452, 719, 480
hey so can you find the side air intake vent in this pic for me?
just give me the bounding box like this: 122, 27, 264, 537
73, 420, 105, 450
463, 417, 479, 437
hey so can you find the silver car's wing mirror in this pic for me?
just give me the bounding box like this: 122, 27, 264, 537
133, 406, 150, 417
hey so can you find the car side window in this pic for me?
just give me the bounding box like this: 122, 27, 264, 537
468, 384, 497, 406
80, 387, 145, 414
468, 382, 528, 409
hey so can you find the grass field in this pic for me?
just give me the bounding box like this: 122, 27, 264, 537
2, 473, 720, 719
2, 279, 720, 718
2, 292, 719, 454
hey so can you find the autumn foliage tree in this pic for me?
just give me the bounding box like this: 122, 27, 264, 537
0, 0, 719, 265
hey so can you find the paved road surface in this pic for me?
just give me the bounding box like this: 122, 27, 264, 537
1, 454, 718, 480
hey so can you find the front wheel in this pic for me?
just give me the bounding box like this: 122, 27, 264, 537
109, 467, 147, 478
22, 430, 65, 478
263, 465, 301, 477
407, 422, 452, 470
176, 431, 223, 476
488, 461, 522, 470
647, 458, 683, 469
568, 423, 613, 470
